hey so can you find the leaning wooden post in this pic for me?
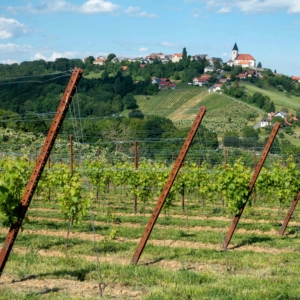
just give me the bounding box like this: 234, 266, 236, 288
222, 123, 280, 249
134, 141, 138, 214
0, 68, 84, 276
131, 106, 207, 265
279, 191, 300, 235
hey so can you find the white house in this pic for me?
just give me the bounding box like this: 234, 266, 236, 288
172, 53, 183, 63
209, 84, 222, 93
93, 56, 107, 65
193, 77, 209, 86
204, 66, 215, 73
260, 118, 271, 128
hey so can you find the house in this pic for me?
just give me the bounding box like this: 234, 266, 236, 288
172, 53, 183, 63
145, 52, 164, 60
152, 78, 161, 84
246, 70, 256, 77
260, 118, 271, 128
192, 77, 209, 86
204, 66, 215, 73
219, 78, 228, 84
291, 76, 300, 83
158, 80, 176, 89
208, 83, 222, 93
211, 57, 223, 66
165, 54, 173, 60
93, 56, 107, 65
227, 43, 256, 68
275, 112, 288, 119
237, 73, 248, 79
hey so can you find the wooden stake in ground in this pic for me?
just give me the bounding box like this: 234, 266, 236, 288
131, 106, 207, 265
0, 68, 84, 276
222, 123, 280, 250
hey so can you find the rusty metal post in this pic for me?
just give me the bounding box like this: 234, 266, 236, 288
131, 106, 207, 265
181, 163, 185, 211
222, 123, 280, 249
254, 151, 257, 205
279, 190, 300, 235
0, 68, 83, 276
134, 141, 138, 214
70, 134, 73, 175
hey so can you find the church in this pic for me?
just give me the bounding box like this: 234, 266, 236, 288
227, 43, 256, 68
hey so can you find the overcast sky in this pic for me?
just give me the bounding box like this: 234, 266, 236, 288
1, 0, 300, 76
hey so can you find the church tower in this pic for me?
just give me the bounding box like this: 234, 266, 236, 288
232, 42, 239, 60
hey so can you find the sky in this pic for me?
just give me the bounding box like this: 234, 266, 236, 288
0, 0, 300, 76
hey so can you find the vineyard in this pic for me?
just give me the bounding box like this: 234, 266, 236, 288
136, 85, 205, 119
137, 89, 261, 134
1, 70, 300, 300
1, 151, 300, 299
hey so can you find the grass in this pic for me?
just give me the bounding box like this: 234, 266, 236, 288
241, 81, 300, 114
82, 71, 103, 79
1, 186, 300, 299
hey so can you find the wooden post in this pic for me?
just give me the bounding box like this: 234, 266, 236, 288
131, 106, 207, 265
254, 151, 257, 205
222, 123, 280, 249
134, 141, 138, 214
0, 68, 84, 275
279, 191, 300, 235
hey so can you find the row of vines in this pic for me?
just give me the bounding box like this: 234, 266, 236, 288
0, 155, 299, 229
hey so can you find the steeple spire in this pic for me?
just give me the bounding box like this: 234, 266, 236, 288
232, 43, 239, 51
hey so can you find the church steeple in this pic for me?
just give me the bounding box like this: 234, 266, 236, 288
232, 43, 239, 51
232, 42, 239, 60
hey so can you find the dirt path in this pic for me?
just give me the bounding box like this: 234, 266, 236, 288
28, 207, 300, 227
0, 227, 295, 255
167, 91, 207, 121
29, 215, 279, 236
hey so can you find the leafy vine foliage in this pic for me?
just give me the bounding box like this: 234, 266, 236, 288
0, 155, 299, 229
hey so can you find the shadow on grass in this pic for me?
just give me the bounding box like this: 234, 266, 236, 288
141, 257, 164, 266
39, 267, 95, 281
229, 236, 273, 250
179, 231, 196, 238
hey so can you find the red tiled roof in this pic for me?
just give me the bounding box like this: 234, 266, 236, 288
139, 64, 147, 68
238, 73, 247, 78
291, 76, 300, 81
247, 70, 255, 74
173, 53, 183, 57
236, 54, 255, 61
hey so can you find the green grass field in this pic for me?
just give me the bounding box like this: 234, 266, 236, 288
1, 184, 300, 299
241, 82, 299, 114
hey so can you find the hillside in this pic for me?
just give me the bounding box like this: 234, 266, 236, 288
135, 86, 262, 134
241, 82, 299, 114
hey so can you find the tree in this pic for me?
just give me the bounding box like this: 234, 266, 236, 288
243, 126, 259, 140
296, 107, 300, 119
257, 62, 262, 68
271, 116, 284, 125
129, 109, 144, 119
107, 53, 116, 62
182, 47, 187, 60
123, 93, 138, 109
